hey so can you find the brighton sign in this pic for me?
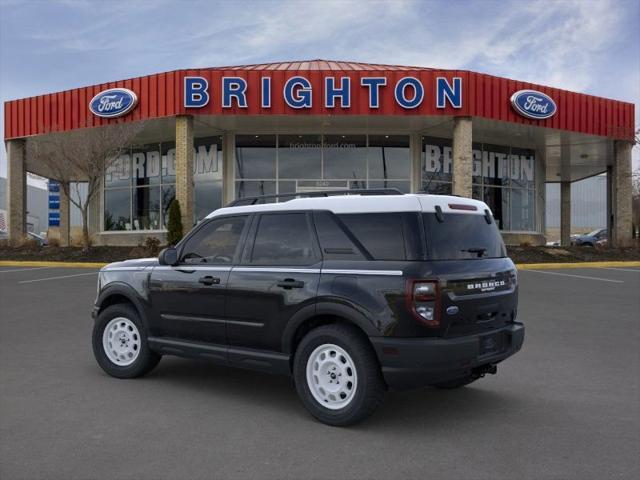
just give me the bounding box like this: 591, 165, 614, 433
510, 89, 557, 120
89, 88, 138, 118
183, 75, 463, 110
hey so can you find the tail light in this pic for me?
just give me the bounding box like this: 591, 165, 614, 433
406, 280, 440, 327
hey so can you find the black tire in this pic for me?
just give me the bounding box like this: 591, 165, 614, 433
432, 375, 478, 389
293, 324, 385, 426
92, 303, 161, 379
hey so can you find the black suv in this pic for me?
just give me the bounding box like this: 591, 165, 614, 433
92, 190, 524, 426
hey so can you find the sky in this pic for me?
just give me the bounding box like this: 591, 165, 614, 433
1, 0, 638, 182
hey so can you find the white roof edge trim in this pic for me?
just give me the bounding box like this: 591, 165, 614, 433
206, 194, 492, 218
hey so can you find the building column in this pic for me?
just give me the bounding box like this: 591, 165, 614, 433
6, 139, 27, 244
175, 115, 194, 234
611, 141, 633, 247
452, 117, 472, 197
59, 182, 70, 247
410, 133, 422, 192
222, 133, 235, 205
560, 181, 571, 246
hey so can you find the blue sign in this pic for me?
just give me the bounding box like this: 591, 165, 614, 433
510, 89, 556, 120
49, 199, 60, 210
48, 212, 60, 227
89, 88, 138, 118
48, 181, 60, 193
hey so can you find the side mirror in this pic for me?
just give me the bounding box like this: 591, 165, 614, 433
158, 247, 178, 266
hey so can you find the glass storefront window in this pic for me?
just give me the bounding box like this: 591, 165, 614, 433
368, 135, 410, 180
105, 154, 131, 188
323, 135, 367, 180
104, 188, 131, 231
278, 134, 322, 179
422, 137, 453, 184
132, 186, 160, 230
104, 136, 223, 231
235, 135, 276, 179
234, 134, 412, 200
421, 136, 537, 232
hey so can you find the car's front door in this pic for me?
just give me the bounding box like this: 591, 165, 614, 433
148, 214, 250, 345
225, 211, 322, 352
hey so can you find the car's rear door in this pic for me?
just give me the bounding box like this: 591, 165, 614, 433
225, 211, 322, 352
148, 214, 250, 345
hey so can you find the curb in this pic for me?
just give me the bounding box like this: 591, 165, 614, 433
1, 260, 639, 270
0, 260, 108, 268
516, 261, 640, 270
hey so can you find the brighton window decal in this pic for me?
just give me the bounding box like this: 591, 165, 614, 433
510, 89, 556, 120
89, 88, 138, 118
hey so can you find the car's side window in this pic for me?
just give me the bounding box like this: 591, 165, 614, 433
180, 216, 247, 264
250, 213, 317, 265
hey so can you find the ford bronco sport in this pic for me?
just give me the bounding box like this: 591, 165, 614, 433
92, 190, 524, 426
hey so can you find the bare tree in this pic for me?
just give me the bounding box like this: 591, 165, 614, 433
27, 121, 144, 250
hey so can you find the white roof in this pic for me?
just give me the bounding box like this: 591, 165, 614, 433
207, 194, 491, 218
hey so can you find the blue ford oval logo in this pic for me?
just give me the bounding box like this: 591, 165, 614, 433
446, 306, 459, 315
510, 89, 556, 120
89, 88, 138, 118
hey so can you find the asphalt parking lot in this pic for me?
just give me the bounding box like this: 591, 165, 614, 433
1, 265, 639, 480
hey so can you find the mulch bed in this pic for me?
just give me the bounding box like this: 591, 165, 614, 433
1, 244, 639, 264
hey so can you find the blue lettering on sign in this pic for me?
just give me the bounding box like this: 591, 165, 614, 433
184, 77, 209, 108
261, 77, 271, 108
283, 76, 312, 109
89, 88, 138, 118
222, 77, 248, 108
436, 77, 462, 108
49, 199, 60, 210
360, 77, 387, 108
325, 77, 351, 108
394, 77, 424, 109
510, 89, 557, 120
48, 181, 60, 193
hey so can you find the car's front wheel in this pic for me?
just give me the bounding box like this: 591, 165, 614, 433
293, 324, 385, 426
92, 303, 161, 379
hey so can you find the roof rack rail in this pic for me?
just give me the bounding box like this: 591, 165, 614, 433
225, 188, 403, 207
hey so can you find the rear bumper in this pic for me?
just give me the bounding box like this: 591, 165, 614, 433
370, 323, 525, 390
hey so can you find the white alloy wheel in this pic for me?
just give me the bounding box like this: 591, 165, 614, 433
102, 317, 141, 366
306, 343, 358, 410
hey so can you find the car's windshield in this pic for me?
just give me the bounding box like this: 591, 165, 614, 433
423, 212, 506, 260
586, 229, 603, 237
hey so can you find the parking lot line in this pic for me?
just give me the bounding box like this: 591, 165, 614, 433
523, 269, 624, 283
0, 266, 56, 274
599, 267, 640, 273
18, 271, 99, 284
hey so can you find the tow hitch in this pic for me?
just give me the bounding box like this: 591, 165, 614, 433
472, 364, 497, 378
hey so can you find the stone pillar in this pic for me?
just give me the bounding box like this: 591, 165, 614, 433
611, 141, 633, 247
410, 133, 422, 192
59, 182, 71, 247
560, 181, 571, 246
452, 117, 472, 197
222, 133, 235, 205
6, 139, 27, 244
175, 115, 194, 234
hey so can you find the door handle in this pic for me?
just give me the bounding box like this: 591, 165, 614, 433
198, 275, 220, 286
277, 278, 305, 289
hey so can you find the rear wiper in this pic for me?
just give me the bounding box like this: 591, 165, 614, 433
461, 247, 487, 258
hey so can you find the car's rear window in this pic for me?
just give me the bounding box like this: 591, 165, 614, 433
337, 212, 423, 261
423, 213, 506, 260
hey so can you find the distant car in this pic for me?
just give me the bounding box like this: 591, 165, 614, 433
572, 229, 607, 247
0, 230, 48, 245
27, 231, 48, 246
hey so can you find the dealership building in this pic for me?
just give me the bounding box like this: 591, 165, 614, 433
3, 60, 635, 246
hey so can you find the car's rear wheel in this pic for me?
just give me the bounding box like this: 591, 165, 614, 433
293, 324, 385, 426
92, 304, 160, 378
